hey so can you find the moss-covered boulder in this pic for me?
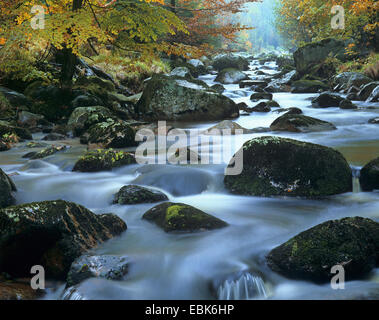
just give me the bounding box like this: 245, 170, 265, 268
215, 68, 249, 84
211, 54, 249, 71
22, 145, 67, 160
360, 157, 379, 191
251, 102, 271, 113
136, 75, 239, 121
0, 86, 31, 111
312, 92, 345, 108
113, 185, 168, 205
266, 217, 379, 283
68, 106, 114, 136
0, 92, 16, 120
66, 254, 130, 288
250, 92, 273, 101
273, 107, 303, 115
72, 149, 136, 172
0, 169, 17, 208
73, 76, 115, 106
291, 80, 329, 93
0, 121, 32, 141
0, 200, 126, 279
293, 38, 348, 75
224, 136, 352, 198
270, 114, 336, 133
142, 202, 228, 232
86, 120, 137, 148
0, 139, 10, 152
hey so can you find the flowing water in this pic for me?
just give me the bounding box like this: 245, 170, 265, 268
1, 60, 379, 300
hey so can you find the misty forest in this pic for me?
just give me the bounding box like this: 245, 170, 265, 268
0, 0, 378, 300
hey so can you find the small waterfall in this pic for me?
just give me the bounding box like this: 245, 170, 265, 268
351, 166, 362, 193
217, 273, 268, 300
61, 286, 86, 300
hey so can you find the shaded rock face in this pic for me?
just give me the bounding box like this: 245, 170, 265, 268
312, 92, 345, 108
142, 202, 228, 233
0, 200, 127, 279
0, 169, 17, 208
113, 185, 168, 205
367, 85, 379, 102
68, 106, 114, 136
187, 59, 207, 75
86, 120, 137, 148
369, 117, 379, 124
73, 149, 136, 172
224, 136, 352, 198
251, 102, 271, 113
266, 217, 379, 283
273, 107, 303, 115
215, 68, 248, 84
270, 114, 336, 133
0, 121, 32, 141
339, 99, 357, 109
210, 84, 225, 94
0, 280, 42, 300
293, 38, 347, 75
291, 80, 329, 93
358, 82, 379, 101
359, 157, 379, 191
0, 87, 31, 110
212, 54, 249, 71
136, 75, 239, 121
66, 255, 130, 288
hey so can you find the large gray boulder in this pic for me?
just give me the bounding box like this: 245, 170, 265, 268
224, 136, 352, 198
136, 75, 239, 121
359, 157, 379, 191
212, 54, 249, 71
293, 38, 348, 75
215, 68, 249, 84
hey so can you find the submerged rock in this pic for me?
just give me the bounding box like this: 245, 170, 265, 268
86, 120, 137, 148
339, 99, 357, 109
23, 145, 67, 160
359, 157, 379, 191
266, 217, 379, 283
250, 102, 271, 113
0, 200, 127, 279
142, 202, 228, 232
0, 169, 17, 208
368, 117, 379, 124
42, 133, 67, 141
136, 75, 239, 121
273, 107, 302, 115
73, 149, 136, 172
203, 120, 249, 135
250, 92, 273, 101
215, 68, 248, 84
224, 136, 352, 197
312, 92, 345, 108
270, 114, 336, 133
291, 80, 328, 93
113, 185, 168, 205
66, 255, 130, 287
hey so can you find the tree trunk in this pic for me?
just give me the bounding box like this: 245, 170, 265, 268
59, 0, 84, 88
